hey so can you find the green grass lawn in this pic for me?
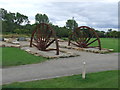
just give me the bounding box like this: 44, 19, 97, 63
1, 47, 48, 67
90, 38, 119, 52
2, 70, 119, 88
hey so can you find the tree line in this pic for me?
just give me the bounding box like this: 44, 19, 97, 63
0, 8, 120, 38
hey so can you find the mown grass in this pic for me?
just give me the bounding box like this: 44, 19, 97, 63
2, 70, 119, 88
1, 47, 48, 67
90, 38, 119, 52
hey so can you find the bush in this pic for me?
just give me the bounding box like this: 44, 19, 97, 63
14, 29, 30, 34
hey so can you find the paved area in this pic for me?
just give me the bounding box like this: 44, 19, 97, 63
2, 49, 118, 84
1, 41, 80, 58
1, 40, 111, 59
21, 46, 79, 59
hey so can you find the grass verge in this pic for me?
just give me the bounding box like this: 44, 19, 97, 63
1, 47, 48, 67
91, 38, 119, 52
2, 70, 119, 88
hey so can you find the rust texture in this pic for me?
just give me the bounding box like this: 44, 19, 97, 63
30, 23, 59, 55
68, 26, 101, 50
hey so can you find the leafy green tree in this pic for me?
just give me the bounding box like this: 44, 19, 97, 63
15, 12, 29, 25
14, 29, 30, 34
95, 30, 106, 38
118, 31, 120, 38
3, 12, 16, 32
0, 8, 7, 20
35, 13, 49, 23
1, 8, 29, 33
110, 30, 119, 38
14, 29, 21, 34
66, 19, 78, 31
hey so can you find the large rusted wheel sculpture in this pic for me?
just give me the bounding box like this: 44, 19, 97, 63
68, 26, 101, 50
30, 23, 59, 55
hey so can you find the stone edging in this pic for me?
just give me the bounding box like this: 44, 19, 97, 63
59, 45, 113, 54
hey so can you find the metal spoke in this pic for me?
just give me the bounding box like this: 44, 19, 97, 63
68, 26, 101, 50
30, 23, 59, 55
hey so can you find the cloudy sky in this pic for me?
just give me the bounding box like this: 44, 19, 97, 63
0, 0, 119, 31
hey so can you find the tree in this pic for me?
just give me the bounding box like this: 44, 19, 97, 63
35, 13, 49, 23
3, 12, 16, 32
66, 19, 78, 31
110, 31, 118, 38
15, 12, 29, 25
0, 8, 7, 20
1, 8, 30, 32
108, 29, 112, 32
106, 29, 113, 38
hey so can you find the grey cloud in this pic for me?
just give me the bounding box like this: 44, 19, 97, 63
40, 2, 118, 29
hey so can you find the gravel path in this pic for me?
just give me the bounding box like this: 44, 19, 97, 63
2, 50, 118, 84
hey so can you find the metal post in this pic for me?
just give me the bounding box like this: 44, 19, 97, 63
72, 17, 74, 32
82, 61, 86, 79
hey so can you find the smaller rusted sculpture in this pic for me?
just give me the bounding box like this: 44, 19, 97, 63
30, 23, 59, 55
68, 26, 101, 50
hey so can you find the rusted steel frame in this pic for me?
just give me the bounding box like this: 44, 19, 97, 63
75, 33, 83, 43
36, 24, 40, 42
85, 37, 91, 44
88, 27, 101, 50
82, 32, 88, 42
37, 24, 46, 50
78, 26, 101, 50
45, 26, 51, 43
70, 41, 84, 47
43, 24, 49, 41
41, 23, 59, 55
74, 27, 88, 45
46, 39, 55, 48
68, 26, 101, 50
32, 43, 38, 48
87, 46, 100, 48
73, 31, 82, 44
30, 28, 37, 47
55, 39, 59, 55
45, 32, 52, 43
34, 37, 38, 43
48, 26, 59, 55
86, 38, 98, 46
74, 29, 84, 43
41, 23, 46, 41
72, 30, 83, 45
68, 34, 72, 46
30, 23, 59, 55
77, 26, 91, 44
85, 32, 95, 44
72, 28, 86, 46
68, 32, 85, 47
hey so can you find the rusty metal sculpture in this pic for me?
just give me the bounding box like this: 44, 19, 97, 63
30, 23, 59, 55
68, 26, 101, 50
